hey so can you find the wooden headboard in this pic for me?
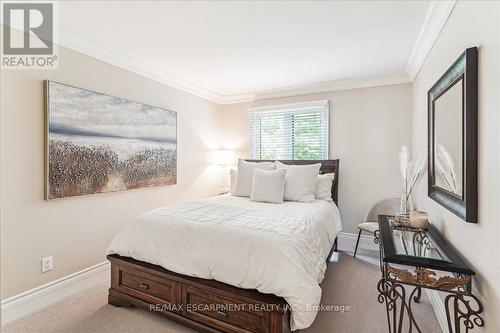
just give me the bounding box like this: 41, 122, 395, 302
245, 159, 340, 205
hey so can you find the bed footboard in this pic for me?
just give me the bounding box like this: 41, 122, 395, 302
108, 254, 290, 333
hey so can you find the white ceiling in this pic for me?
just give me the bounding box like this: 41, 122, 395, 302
59, 1, 431, 103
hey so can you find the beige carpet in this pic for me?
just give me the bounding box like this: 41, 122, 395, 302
2, 254, 441, 333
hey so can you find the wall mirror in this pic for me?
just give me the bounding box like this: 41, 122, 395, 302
428, 47, 478, 223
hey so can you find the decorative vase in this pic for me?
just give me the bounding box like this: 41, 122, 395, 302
397, 193, 413, 224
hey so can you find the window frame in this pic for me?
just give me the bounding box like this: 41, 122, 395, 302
248, 100, 329, 160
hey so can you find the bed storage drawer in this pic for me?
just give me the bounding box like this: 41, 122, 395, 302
108, 255, 289, 333
116, 265, 176, 305
182, 286, 269, 333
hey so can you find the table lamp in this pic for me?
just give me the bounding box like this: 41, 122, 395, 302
213, 150, 235, 193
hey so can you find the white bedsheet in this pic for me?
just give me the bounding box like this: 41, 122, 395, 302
107, 195, 342, 330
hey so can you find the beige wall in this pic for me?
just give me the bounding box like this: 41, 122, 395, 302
221, 84, 413, 234
0, 46, 223, 299
411, 1, 500, 331
4, 8, 498, 332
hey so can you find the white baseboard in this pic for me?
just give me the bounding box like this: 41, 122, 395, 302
337, 231, 378, 253
1, 261, 110, 326
425, 289, 447, 333
0, 233, 394, 326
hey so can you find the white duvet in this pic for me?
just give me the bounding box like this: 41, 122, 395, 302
107, 195, 342, 330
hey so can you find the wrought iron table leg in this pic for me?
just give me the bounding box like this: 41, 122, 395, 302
444, 293, 484, 333
377, 278, 422, 333
413, 287, 421, 303
374, 230, 384, 273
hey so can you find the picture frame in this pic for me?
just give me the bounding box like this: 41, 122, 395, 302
45, 80, 177, 200
427, 47, 478, 222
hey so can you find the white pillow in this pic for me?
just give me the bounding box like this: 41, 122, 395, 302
232, 159, 275, 197
250, 169, 287, 204
315, 173, 335, 201
229, 169, 237, 193
275, 162, 322, 203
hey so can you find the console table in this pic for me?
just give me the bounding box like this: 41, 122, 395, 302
376, 215, 484, 333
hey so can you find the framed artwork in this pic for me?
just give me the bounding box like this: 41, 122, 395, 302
45, 80, 177, 199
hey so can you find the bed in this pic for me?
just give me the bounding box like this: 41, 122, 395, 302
107, 159, 340, 333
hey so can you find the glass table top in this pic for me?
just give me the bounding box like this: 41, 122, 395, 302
388, 218, 451, 262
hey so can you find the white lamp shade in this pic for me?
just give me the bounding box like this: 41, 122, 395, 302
213, 150, 235, 166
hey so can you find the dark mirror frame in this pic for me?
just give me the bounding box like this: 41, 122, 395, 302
428, 47, 478, 223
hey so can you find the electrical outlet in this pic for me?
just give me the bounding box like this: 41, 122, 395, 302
42, 256, 53, 273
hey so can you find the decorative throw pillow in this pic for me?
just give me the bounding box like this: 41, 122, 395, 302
250, 169, 287, 204
229, 169, 237, 194
315, 173, 335, 201
275, 161, 321, 202
232, 159, 275, 197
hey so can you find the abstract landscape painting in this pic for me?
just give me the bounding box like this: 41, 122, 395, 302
45, 81, 177, 199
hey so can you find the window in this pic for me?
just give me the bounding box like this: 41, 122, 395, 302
249, 100, 329, 160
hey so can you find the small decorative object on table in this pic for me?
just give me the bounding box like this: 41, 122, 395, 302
397, 146, 425, 224
410, 211, 429, 229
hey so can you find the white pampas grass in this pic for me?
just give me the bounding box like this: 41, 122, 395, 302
436, 145, 460, 194
399, 145, 426, 211
399, 146, 409, 183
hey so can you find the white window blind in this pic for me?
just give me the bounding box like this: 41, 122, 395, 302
249, 100, 329, 160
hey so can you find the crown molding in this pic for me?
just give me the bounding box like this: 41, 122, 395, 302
405, 0, 457, 81
59, 25, 411, 105
59, 26, 225, 104
60, 26, 257, 105
217, 92, 255, 105
250, 73, 411, 101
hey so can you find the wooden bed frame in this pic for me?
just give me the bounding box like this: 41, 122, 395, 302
108, 159, 340, 333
